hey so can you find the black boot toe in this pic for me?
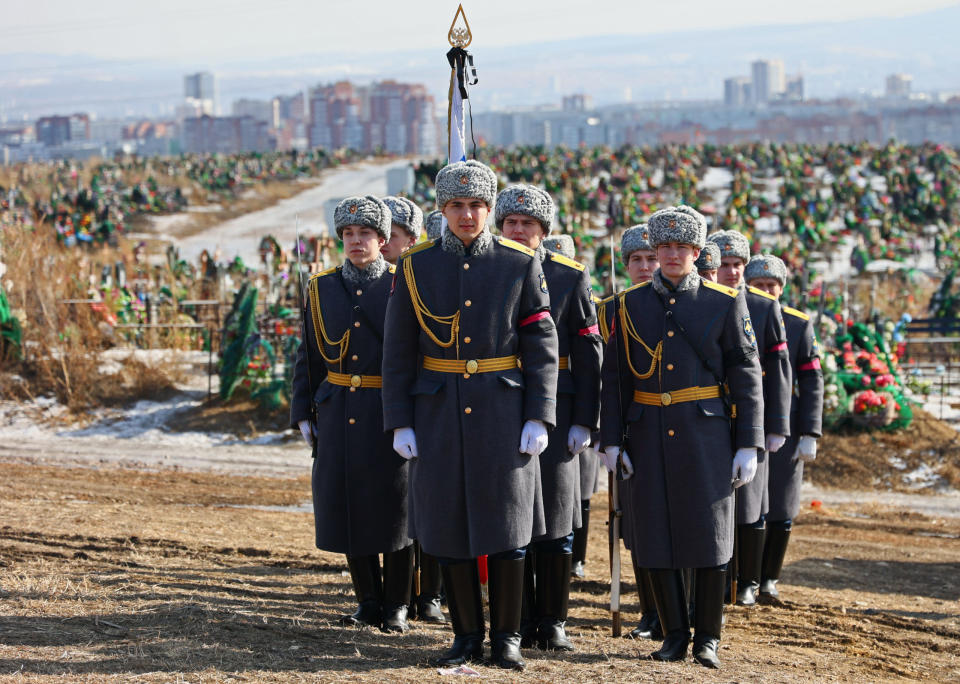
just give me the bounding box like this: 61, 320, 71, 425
651, 629, 690, 661
693, 636, 721, 668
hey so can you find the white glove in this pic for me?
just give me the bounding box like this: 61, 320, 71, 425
765, 433, 787, 453
601, 447, 634, 479
392, 427, 418, 460
519, 420, 549, 457
567, 425, 592, 456
732, 447, 758, 488
298, 419, 315, 447
798, 435, 818, 462
601, 446, 620, 473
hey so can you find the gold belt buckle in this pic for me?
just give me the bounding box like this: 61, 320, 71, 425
350, 374, 362, 388
465, 359, 479, 375
661, 392, 672, 406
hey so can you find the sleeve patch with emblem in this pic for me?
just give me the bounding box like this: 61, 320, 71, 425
743, 315, 757, 348
539, 272, 549, 294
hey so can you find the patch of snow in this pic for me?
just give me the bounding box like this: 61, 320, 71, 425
902, 463, 946, 490
888, 456, 908, 471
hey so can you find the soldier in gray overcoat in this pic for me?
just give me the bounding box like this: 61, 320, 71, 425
600, 206, 764, 669
380, 195, 445, 624
382, 160, 559, 671
708, 230, 792, 606
290, 195, 414, 633
601, 225, 665, 642
380, 196, 422, 265
544, 235, 601, 586
497, 187, 602, 651
745, 255, 824, 600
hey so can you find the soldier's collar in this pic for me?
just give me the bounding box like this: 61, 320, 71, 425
735, 281, 746, 293
342, 255, 388, 285
533, 244, 547, 263
441, 227, 493, 257
652, 268, 701, 296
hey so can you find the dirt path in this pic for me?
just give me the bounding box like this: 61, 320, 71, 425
170, 159, 414, 265
0, 441, 958, 682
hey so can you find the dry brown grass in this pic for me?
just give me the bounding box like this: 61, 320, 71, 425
0, 215, 186, 411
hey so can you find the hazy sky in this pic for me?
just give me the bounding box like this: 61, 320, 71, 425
4, 0, 959, 62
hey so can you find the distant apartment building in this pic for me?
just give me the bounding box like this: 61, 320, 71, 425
751, 59, 786, 104
785, 75, 805, 102
724, 77, 751, 108
886, 73, 913, 98
183, 71, 216, 117
562, 94, 594, 112
36, 113, 89, 146
308, 80, 438, 155
181, 115, 271, 155
232, 98, 279, 127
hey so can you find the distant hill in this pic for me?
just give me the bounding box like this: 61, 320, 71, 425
1, 5, 958, 119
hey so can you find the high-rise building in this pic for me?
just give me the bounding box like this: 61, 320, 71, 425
751, 59, 785, 104
785, 75, 805, 102
232, 98, 279, 127
307, 80, 438, 155
886, 73, 913, 98
36, 116, 71, 147
724, 77, 751, 107
183, 72, 216, 116
562, 94, 593, 112
184, 72, 215, 101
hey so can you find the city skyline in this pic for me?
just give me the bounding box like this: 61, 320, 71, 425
1, 3, 959, 122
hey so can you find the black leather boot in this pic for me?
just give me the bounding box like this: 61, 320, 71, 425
736, 523, 766, 606
647, 569, 690, 661
518, 551, 537, 648
692, 566, 725, 668
382, 545, 414, 633
571, 500, 590, 579
488, 556, 526, 671
342, 554, 382, 628
536, 552, 574, 651
760, 521, 792, 599
628, 559, 662, 640
436, 561, 484, 666
417, 551, 447, 622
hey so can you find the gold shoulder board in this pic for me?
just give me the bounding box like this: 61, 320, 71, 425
748, 285, 777, 301
310, 265, 338, 280
549, 252, 586, 271
400, 239, 436, 260
703, 280, 738, 298
498, 237, 535, 256
621, 281, 651, 296
782, 305, 810, 321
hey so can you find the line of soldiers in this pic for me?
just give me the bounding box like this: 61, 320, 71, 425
290, 159, 824, 671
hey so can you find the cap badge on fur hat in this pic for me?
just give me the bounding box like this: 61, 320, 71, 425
705, 254, 713, 264
459, 175, 469, 185
349, 204, 358, 214
763, 263, 769, 271
668, 219, 676, 228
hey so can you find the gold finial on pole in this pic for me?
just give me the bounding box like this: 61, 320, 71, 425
448, 3, 472, 47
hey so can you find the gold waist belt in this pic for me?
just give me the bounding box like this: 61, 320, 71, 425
327, 371, 383, 389
422, 355, 519, 375
633, 385, 720, 407
558, 357, 570, 370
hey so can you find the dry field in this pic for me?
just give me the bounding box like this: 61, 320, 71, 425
1, 459, 958, 683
